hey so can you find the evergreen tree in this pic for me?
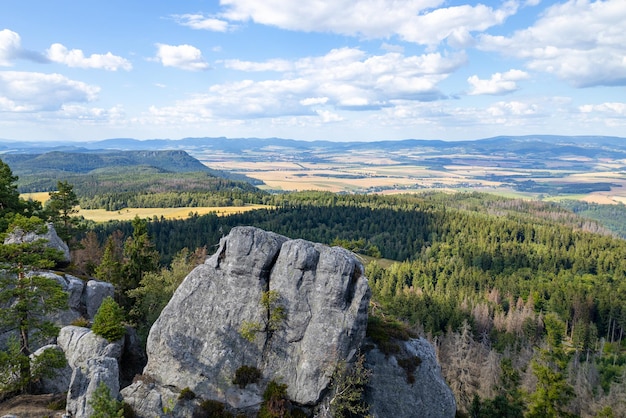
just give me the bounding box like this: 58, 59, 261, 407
0, 159, 41, 232
527, 313, 575, 418
0, 159, 21, 220
0, 218, 68, 394
46, 180, 80, 243
120, 216, 159, 309
96, 236, 125, 286
92, 296, 126, 342
89, 381, 124, 418
127, 247, 205, 340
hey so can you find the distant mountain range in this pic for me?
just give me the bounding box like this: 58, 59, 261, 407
1, 135, 626, 160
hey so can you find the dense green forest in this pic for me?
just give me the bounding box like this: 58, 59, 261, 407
72, 167, 265, 210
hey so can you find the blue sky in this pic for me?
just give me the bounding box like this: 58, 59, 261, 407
1, 0, 625, 142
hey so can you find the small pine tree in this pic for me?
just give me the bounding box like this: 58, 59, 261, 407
92, 297, 126, 342
0, 222, 68, 394
89, 381, 124, 418
46, 180, 80, 243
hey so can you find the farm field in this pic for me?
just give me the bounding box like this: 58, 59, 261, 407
197, 150, 626, 204
20, 192, 270, 222
76, 205, 270, 222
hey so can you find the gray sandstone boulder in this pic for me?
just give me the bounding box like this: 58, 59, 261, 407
58, 326, 124, 418
3, 222, 70, 264
66, 356, 120, 418
31, 344, 72, 394
134, 226, 371, 411
120, 380, 196, 418
364, 338, 456, 418
85, 280, 115, 319
35, 272, 84, 324
57, 326, 123, 369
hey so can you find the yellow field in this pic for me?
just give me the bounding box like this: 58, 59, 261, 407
21, 192, 51, 204
77, 205, 270, 222
20, 192, 270, 222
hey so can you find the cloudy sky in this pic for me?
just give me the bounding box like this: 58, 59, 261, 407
1, 0, 625, 142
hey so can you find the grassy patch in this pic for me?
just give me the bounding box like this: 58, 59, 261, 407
76, 204, 270, 222
366, 314, 416, 356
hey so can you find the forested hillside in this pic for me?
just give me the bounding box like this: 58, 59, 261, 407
1, 151, 266, 210
85, 191, 626, 417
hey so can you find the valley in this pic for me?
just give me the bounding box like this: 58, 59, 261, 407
186, 136, 626, 203
2, 136, 626, 417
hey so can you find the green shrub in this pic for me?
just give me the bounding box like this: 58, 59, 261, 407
194, 399, 233, 418
92, 296, 126, 342
46, 394, 67, 410
232, 365, 262, 388
71, 316, 91, 328
330, 354, 370, 418
366, 314, 415, 356
259, 380, 290, 418
178, 387, 196, 400
89, 381, 124, 418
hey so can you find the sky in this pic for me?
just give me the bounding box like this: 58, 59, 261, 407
1, 0, 625, 142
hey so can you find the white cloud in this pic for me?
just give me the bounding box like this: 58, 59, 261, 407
399, 1, 519, 46
487, 100, 539, 117
0, 29, 48, 66
300, 97, 329, 106
579, 102, 626, 116
0, 29, 20, 66
316, 109, 343, 122
223, 58, 293, 72
154, 44, 210, 71
0, 71, 99, 111
467, 69, 529, 95
479, 0, 626, 87
220, 0, 520, 46
381, 43, 404, 53
578, 102, 626, 127
172, 14, 232, 31
146, 48, 464, 123
46, 43, 132, 71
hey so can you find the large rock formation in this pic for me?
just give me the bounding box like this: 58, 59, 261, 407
120, 226, 456, 417
124, 226, 371, 415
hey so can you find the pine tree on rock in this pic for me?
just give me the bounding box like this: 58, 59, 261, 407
0, 218, 68, 394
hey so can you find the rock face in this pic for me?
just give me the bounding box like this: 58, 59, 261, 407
130, 226, 370, 414
3, 222, 70, 264
31, 345, 72, 394
32, 272, 113, 325
66, 356, 120, 418
85, 280, 115, 319
58, 326, 124, 418
364, 338, 457, 418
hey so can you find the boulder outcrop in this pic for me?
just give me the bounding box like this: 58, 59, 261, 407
66, 356, 120, 418
118, 226, 456, 417
125, 226, 371, 415
57, 326, 124, 418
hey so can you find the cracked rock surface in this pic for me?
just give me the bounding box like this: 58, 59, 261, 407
134, 226, 370, 411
